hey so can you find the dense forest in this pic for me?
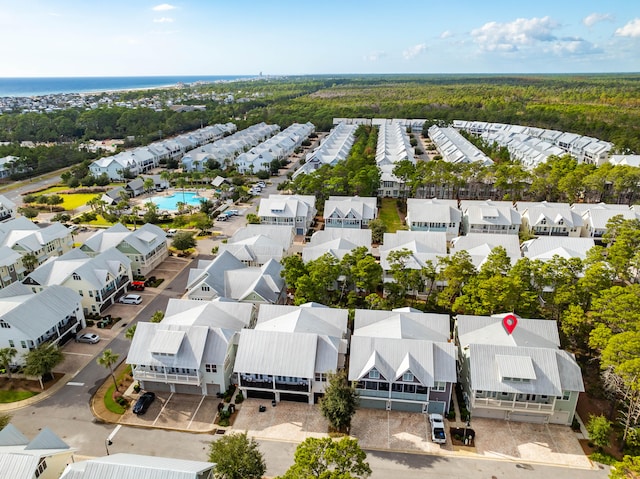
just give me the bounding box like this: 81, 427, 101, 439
1, 74, 639, 152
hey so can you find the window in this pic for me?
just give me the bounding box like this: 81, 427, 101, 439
561, 391, 571, 401
21, 341, 27, 349
72, 273, 81, 280
0, 320, 9, 329
35, 458, 47, 478
9, 340, 14, 347
315, 373, 326, 382
205, 364, 217, 373
402, 372, 414, 382
369, 369, 379, 379
202, 285, 210, 292
433, 382, 446, 392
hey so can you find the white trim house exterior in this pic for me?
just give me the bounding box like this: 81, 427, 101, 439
521, 236, 595, 261
323, 196, 377, 229
449, 234, 522, 269
461, 200, 521, 235
185, 251, 285, 304
302, 229, 372, 263
0, 283, 85, 364
23, 248, 132, 315
80, 223, 168, 277
234, 303, 349, 404
349, 309, 456, 414
406, 198, 461, 240
455, 314, 584, 425
0, 194, 16, 222
258, 194, 317, 236
0, 424, 75, 479
519, 201, 583, 237
127, 298, 253, 396
571, 203, 636, 239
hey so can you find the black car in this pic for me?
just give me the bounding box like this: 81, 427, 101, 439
133, 392, 156, 415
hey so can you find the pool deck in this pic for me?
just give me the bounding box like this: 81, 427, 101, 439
142, 189, 214, 211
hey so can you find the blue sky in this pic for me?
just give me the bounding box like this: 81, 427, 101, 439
0, 0, 638, 76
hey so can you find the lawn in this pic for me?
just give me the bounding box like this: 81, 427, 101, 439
60, 193, 100, 210
0, 390, 38, 403
379, 198, 406, 233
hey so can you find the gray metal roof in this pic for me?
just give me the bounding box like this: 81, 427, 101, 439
60, 452, 215, 479
456, 315, 560, 350
0, 424, 29, 446
521, 236, 596, 261
0, 285, 82, 338
81, 223, 166, 256
354, 309, 449, 342
256, 304, 348, 338
234, 329, 319, 378
449, 233, 522, 268
348, 336, 457, 385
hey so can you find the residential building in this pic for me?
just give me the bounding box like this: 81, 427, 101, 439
0, 194, 16, 222
127, 298, 253, 395
406, 198, 461, 240
294, 122, 357, 178
521, 236, 595, 261
379, 231, 448, 282
323, 196, 377, 229
302, 229, 372, 263
455, 314, 584, 425
60, 453, 215, 479
428, 125, 493, 166
0, 155, 20, 179
349, 309, 456, 414
234, 303, 349, 404
0, 283, 85, 364
80, 223, 168, 277
461, 200, 521, 235
0, 424, 75, 479
23, 248, 132, 315
450, 234, 522, 269
571, 203, 636, 239
258, 194, 317, 235
376, 121, 415, 198
185, 251, 285, 304
219, 225, 294, 266
518, 201, 583, 237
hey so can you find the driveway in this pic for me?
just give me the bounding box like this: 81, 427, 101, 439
229, 399, 594, 469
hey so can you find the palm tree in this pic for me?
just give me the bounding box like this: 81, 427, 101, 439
0, 347, 17, 380
23, 343, 64, 390
176, 177, 187, 204
21, 254, 38, 274
143, 177, 155, 196
97, 349, 121, 392
125, 325, 137, 341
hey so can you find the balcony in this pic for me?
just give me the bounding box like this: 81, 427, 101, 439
240, 378, 273, 389
275, 381, 309, 392
133, 370, 201, 385
390, 391, 428, 401
473, 397, 554, 411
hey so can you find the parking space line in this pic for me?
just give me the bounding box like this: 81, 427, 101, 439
152, 392, 174, 427
187, 395, 207, 430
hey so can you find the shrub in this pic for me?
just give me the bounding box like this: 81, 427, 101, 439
218, 418, 230, 427
235, 391, 244, 404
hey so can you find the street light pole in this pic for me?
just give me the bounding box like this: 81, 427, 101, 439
105, 425, 121, 456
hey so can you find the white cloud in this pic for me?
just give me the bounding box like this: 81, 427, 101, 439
403, 43, 427, 60
615, 18, 640, 38
471, 16, 558, 52
550, 37, 601, 55
153, 17, 174, 23
152, 3, 176, 11
583, 13, 614, 27
440, 30, 453, 39
364, 51, 386, 62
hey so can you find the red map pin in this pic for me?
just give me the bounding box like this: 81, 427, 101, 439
503, 314, 518, 335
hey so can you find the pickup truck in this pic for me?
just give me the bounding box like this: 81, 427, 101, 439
429, 413, 447, 444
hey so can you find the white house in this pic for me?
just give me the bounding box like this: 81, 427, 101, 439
376, 121, 415, 198
518, 201, 583, 237
302, 229, 372, 263
571, 203, 636, 239
323, 196, 377, 229
258, 194, 317, 235
521, 236, 595, 261
80, 223, 168, 277
185, 251, 285, 304
450, 234, 522, 269
234, 303, 349, 404
0, 194, 16, 222
0, 282, 85, 364
406, 198, 461, 240
0, 424, 75, 479
127, 298, 254, 395
455, 314, 584, 425
349, 308, 456, 414
23, 248, 132, 315
379, 231, 448, 281
461, 200, 521, 235
60, 453, 215, 479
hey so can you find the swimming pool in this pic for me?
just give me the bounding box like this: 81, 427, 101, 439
147, 192, 205, 211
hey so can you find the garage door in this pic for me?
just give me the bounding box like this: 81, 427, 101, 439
509, 413, 549, 424
175, 384, 202, 394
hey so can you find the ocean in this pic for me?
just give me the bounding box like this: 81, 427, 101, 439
0, 75, 253, 98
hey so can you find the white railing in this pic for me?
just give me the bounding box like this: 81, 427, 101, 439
473, 397, 554, 411
134, 370, 201, 385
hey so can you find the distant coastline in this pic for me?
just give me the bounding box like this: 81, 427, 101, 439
0, 75, 253, 98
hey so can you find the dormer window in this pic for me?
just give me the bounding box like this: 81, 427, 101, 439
369, 369, 380, 379
402, 372, 414, 382
72, 273, 81, 280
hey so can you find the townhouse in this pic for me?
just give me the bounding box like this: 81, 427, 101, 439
518, 201, 583, 237
323, 196, 377, 229
294, 122, 357, 178
406, 198, 461, 240
449, 233, 522, 269
376, 120, 416, 198
379, 231, 448, 284
0, 194, 16, 222
218, 225, 294, 266
571, 203, 636, 239
521, 236, 595, 261
258, 194, 317, 236
461, 200, 521, 235
302, 229, 372, 263
428, 125, 493, 166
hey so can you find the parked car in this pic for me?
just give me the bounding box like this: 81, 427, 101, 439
119, 294, 142, 305
133, 391, 156, 415
257, 181, 266, 188
226, 209, 239, 216
429, 413, 447, 444
166, 229, 177, 237
217, 215, 228, 221
130, 281, 145, 291
76, 333, 100, 344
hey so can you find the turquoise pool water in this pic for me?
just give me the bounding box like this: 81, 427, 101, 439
148, 192, 204, 211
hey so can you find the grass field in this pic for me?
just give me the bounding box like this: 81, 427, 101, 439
0, 390, 38, 403
379, 198, 406, 233
60, 193, 99, 210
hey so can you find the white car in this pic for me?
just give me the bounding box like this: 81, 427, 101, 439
119, 294, 142, 305
429, 413, 447, 444
76, 333, 100, 344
